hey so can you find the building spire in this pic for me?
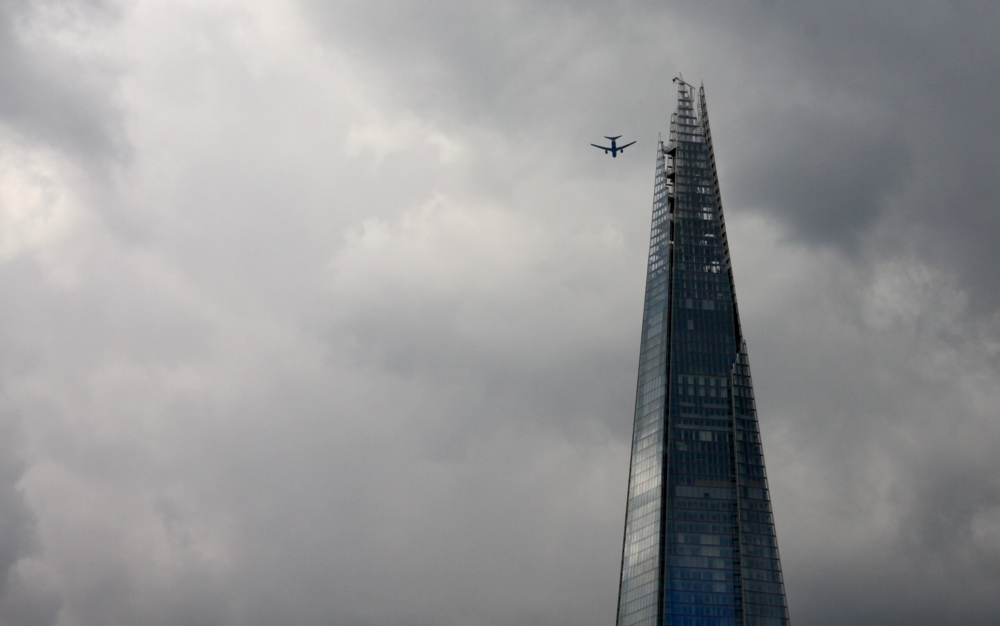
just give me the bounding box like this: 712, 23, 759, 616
614, 79, 790, 626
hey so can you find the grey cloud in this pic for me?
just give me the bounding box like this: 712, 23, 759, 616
673, 0, 1000, 304
732, 108, 912, 247
0, 579, 61, 626
897, 457, 1000, 563
0, 0, 124, 161
300, 0, 1000, 309
0, 418, 59, 626
0, 1, 999, 626
0, 424, 34, 595
739, 240, 1000, 625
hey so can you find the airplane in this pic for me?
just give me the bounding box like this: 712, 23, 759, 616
592, 135, 636, 158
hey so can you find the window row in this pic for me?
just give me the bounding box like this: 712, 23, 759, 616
665, 592, 735, 606
664, 602, 735, 617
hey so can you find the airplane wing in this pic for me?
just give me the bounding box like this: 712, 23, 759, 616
592, 143, 612, 150
619, 141, 636, 150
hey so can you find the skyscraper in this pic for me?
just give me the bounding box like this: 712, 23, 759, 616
615, 81, 790, 626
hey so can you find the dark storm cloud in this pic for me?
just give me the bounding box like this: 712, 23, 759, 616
673, 0, 1000, 303
0, 1, 999, 625
241, 3, 1000, 625
301, 0, 1000, 301
297, 0, 663, 147
733, 109, 911, 246
784, 455, 1000, 626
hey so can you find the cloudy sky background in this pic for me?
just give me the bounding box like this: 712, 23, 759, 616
1, 1, 1000, 624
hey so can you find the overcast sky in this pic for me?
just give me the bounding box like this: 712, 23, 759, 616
1, 1, 999, 625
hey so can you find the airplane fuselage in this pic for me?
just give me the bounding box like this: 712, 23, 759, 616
592, 135, 635, 158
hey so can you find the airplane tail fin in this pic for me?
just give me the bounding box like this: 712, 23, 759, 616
605, 135, 622, 140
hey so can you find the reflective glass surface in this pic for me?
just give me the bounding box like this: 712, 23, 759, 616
616, 83, 789, 626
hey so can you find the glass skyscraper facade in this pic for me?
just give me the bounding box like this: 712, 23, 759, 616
615, 81, 789, 626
